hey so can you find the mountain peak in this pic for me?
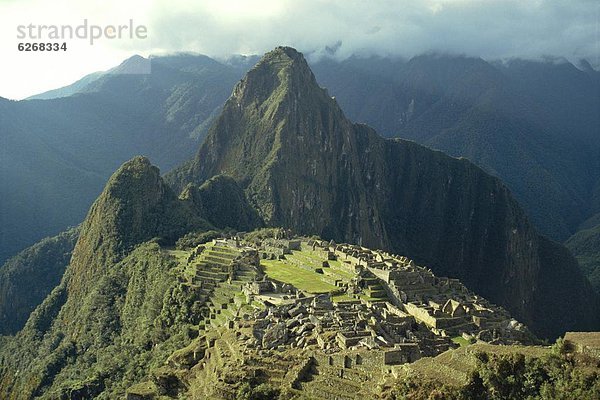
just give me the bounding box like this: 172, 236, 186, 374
68, 156, 207, 295
261, 46, 306, 65
231, 46, 323, 108
108, 54, 151, 75
168, 46, 346, 193
167, 47, 600, 338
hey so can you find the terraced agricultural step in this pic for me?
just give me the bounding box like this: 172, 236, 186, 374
233, 275, 255, 283
205, 250, 237, 259
210, 295, 234, 308
212, 245, 238, 253
192, 278, 218, 288
213, 285, 242, 296
203, 255, 234, 265
366, 289, 387, 298
246, 361, 290, 384
196, 270, 228, 281
210, 310, 235, 328
199, 267, 229, 277
209, 251, 238, 260
231, 277, 252, 284
314, 365, 372, 382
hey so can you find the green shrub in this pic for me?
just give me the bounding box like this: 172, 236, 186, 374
176, 230, 222, 249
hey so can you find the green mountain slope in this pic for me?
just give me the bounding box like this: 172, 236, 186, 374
566, 223, 600, 293
169, 47, 600, 339
0, 241, 199, 399
66, 156, 211, 296
4, 52, 597, 265
0, 48, 597, 398
180, 175, 264, 232
0, 228, 79, 335
0, 159, 262, 343
0, 156, 214, 398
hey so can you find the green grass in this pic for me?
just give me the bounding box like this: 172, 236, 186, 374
327, 264, 355, 279
165, 249, 191, 265
451, 336, 470, 347
285, 248, 355, 280
261, 259, 339, 293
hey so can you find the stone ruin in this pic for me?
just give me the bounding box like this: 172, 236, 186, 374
237, 237, 536, 364
176, 235, 536, 381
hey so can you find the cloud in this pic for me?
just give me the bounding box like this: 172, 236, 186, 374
0, 0, 598, 99
145, 0, 599, 63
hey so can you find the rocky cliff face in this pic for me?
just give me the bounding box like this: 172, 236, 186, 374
168, 47, 600, 338
180, 175, 263, 232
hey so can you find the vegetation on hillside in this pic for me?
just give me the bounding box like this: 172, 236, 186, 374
567, 223, 600, 293
389, 341, 600, 400
0, 153, 271, 398
175, 229, 223, 249
0, 54, 245, 264
0, 227, 79, 335
180, 175, 264, 232
1, 48, 598, 399
0, 242, 202, 399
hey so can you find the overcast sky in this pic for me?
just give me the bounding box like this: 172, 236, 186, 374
0, 0, 598, 99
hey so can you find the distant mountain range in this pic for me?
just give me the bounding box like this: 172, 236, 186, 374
2, 51, 598, 264
0, 54, 249, 263
0, 46, 598, 399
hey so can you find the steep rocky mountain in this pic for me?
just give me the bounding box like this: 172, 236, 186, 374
4, 50, 597, 271
0, 47, 597, 399
311, 55, 600, 242
0, 54, 244, 264
0, 227, 79, 335
179, 175, 264, 232
0, 159, 261, 344
169, 47, 600, 339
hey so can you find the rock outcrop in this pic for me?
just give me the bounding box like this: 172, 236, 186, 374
180, 174, 263, 232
